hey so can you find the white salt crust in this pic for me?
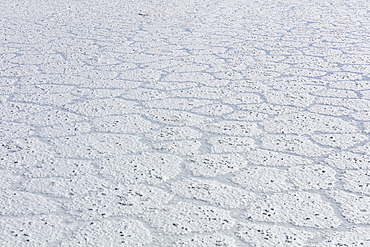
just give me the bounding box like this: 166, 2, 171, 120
1, 0, 369, 246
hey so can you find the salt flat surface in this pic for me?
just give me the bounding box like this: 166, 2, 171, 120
0, 0, 369, 246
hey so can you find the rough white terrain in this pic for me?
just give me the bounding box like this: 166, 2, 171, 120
0, 0, 369, 246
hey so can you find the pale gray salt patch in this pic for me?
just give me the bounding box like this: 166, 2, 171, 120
322, 72, 363, 81
325, 152, 370, 170
237, 103, 300, 116
109, 62, 138, 72
142, 109, 211, 127
169, 86, 232, 100
62, 98, 138, 117
20, 109, 88, 127
144, 81, 199, 90
326, 190, 370, 224
222, 92, 264, 105
83, 78, 142, 90
328, 80, 370, 91
92, 114, 159, 134
61, 219, 152, 247
162, 64, 209, 73
185, 153, 248, 177
224, 110, 268, 121
192, 104, 234, 116
141, 202, 234, 235
0, 190, 60, 216
122, 88, 170, 100
142, 98, 212, 111
315, 226, 370, 247
351, 142, 370, 154
246, 149, 313, 167
145, 126, 202, 141
302, 47, 342, 57
96, 54, 121, 65
0, 95, 8, 103
50, 133, 146, 159
72, 88, 128, 99
152, 140, 202, 156
262, 112, 358, 134
360, 90, 370, 99
237, 222, 315, 247
244, 70, 281, 81
25, 158, 96, 178
173, 233, 236, 247
266, 79, 324, 94
21, 174, 113, 198
163, 72, 213, 82
0, 85, 15, 97
15, 84, 75, 94
0, 65, 39, 77
227, 80, 270, 93
246, 192, 342, 228
261, 134, 334, 157
253, 62, 291, 72
0, 215, 73, 246
0, 122, 34, 139
288, 164, 337, 190
0, 170, 22, 191
0, 137, 55, 171
315, 98, 370, 112
350, 111, 370, 121
312, 89, 358, 98
231, 167, 293, 192
311, 134, 368, 149
98, 153, 182, 185
341, 64, 370, 73
308, 105, 353, 117
341, 170, 370, 196
12, 92, 80, 106
0, 102, 51, 122
284, 55, 326, 65
200, 79, 231, 87
170, 178, 256, 209
118, 68, 163, 82
263, 77, 314, 90
283, 67, 327, 77
263, 90, 315, 107
37, 121, 91, 138
363, 122, 370, 133
209, 136, 255, 153
0, 77, 17, 87
200, 121, 262, 137
61, 183, 173, 220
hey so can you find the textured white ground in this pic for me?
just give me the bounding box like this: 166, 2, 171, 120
0, 0, 370, 246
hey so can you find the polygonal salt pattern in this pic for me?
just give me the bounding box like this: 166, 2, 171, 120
50, 133, 147, 159
262, 112, 359, 134
231, 167, 293, 192
0, 215, 73, 246
97, 153, 183, 185
185, 153, 249, 177
141, 202, 235, 235
246, 192, 343, 229
170, 178, 256, 209
237, 222, 315, 247
261, 134, 334, 157
173, 233, 236, 247
61, 219, 153, 247
288, 164, 337, 190
327, 190, 370, 224
1, 0, 370, 245
209, 136, 255, 153
341, 170, 370, 196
